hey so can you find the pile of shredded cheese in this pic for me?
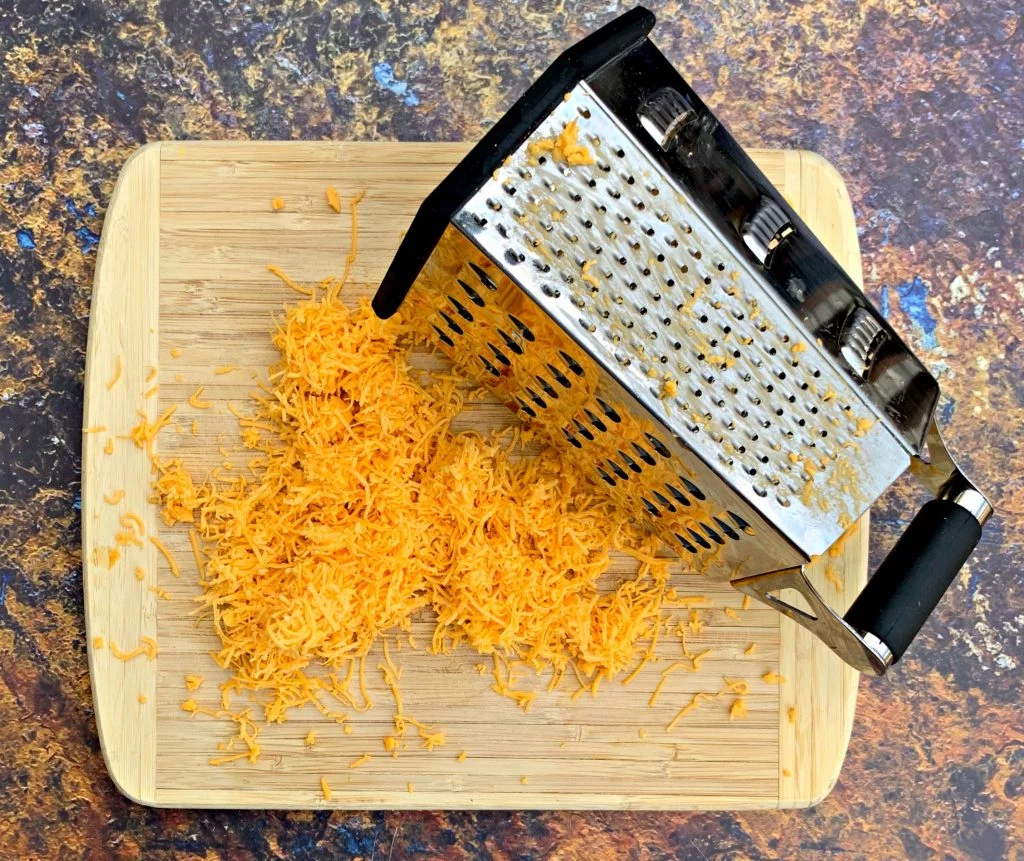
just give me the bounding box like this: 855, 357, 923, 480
155, 294, 677, 739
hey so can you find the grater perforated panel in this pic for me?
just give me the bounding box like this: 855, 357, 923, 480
406, 226, 803, 578
451, 83, 909, 558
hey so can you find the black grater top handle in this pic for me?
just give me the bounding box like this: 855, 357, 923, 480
373, 7, 656, 320
842, 496, 986, 663
734, 421, 992, 675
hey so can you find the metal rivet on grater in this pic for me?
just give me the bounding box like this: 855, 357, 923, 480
374, 7, 992, 677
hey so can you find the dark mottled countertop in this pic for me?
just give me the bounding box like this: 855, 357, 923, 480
1, 1, 1021, 858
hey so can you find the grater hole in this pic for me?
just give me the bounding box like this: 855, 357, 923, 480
536, 375, 558, 399
573, 418, 594, 441
701, 523, 725, 545
508, 314, 536, 342
584, 409, 607, 433
447, 296, 474, 322
518, 398, 537, 419
652, 490, 676, 513
687, 528, 712, 550
665, 482, 691, 507
597, 398, 621, 422
641, 497, 661, 518
561, 426, 580, 447
729, 511, 755, 535
479, 355, 501, 378
547, 364, 571, 388
597, 466, 615, 486
468, 261, 497, 291
439, 310, 463, 336
432, 325, 455, 348
644, 433, 671, 458
619, 451, 642, 473
631, 442, 656, 466
488, 343, 511, 366
714, 517, 741, 541
542, 284, 561, 298
675, 533, 698, 554
494, 328, 523, 355
615, 147, 625, 158
487, 198, 503, 211
527, 387, 547, 409
457, 278, 485, 307
577, 105, 592, 119
608, 459, 629, 481
680, 476, 706, 500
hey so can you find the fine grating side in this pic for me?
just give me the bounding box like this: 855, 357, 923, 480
453, 83, 909, 558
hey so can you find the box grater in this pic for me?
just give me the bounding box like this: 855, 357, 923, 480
373, 7, 992, 675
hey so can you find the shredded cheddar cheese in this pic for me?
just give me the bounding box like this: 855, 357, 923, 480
149, 585, 171, 600
84, 425, 107, 434
188, 386, 212, 409
349, 754, 370, 769
743, 643, 757, 657
271, 196, 285, 212
320, 777, 331, 800
149, 535, 181, 578
267, 264, 313, 297
103, 438, 114, 455
457, 751, 468, 762
110, 636, 158, 662
728, 698, 747, 721
305, 730, 316, 747
762, 671, 785, 685
325, 186, 342, 213
138, 694, 148, 704
134, 566, 145, 581
527, 119, 595, 166
170, 347, 183, 358
93, 636, 104, 650
106, 356, 122, 390
788, 706, 797, 724
185, 675, 204, 691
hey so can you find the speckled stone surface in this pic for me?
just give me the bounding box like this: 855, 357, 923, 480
1, 1, 1021, 858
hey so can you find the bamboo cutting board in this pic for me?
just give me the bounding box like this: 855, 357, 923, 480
83, 142, 866, 810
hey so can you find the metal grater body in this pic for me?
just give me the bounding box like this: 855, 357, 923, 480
404, 82, 908, 576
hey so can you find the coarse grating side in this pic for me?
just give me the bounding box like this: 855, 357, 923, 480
450, 82, 909, 559
405, 226, 803, 579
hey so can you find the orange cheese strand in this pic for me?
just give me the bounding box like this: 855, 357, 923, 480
149, 535, 181, 578
325, 186, 342, 213
106, 356, 122, 390
267, 264, 313, 297
188, 386, 212, 409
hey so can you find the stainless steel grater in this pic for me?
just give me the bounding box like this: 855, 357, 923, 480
373, 7, 992, 675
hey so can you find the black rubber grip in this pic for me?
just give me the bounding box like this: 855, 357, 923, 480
843, 498, 982, 662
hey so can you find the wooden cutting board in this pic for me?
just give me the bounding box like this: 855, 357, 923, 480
83, 142, 866, 810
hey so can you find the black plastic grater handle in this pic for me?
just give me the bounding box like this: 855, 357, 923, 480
843, 499, 983, 662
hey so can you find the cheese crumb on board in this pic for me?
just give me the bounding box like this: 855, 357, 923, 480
320, 776, 331, 801
271, 196, 285, 212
